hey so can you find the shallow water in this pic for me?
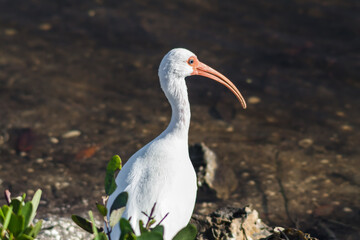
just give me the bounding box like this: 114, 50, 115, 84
0, 0, 359, 239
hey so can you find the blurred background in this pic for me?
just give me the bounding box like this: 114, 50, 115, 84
0, 0, 359, 239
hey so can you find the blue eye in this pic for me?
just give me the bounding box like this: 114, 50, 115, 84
188, 59, 194, 65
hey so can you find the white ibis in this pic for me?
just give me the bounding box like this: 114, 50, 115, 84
106, 48, 246, 240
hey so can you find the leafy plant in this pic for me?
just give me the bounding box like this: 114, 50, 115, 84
0, 189, 43, 240
72, 155, 197, 240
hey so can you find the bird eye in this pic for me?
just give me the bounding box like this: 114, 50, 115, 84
188, 58, 194, 65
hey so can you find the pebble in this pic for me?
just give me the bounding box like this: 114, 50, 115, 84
36, 158, 44, 164
55, 182, 70, 190
5, 28, 17, 36
248, 180, 256, 186
266, 190, 276, 197
336, 111, 345, 117
27, 189, 35, 195
298, 138, 313, 148
320, 159, 329, 164
343, 207, 352, 212
225, 126, 234, 132
241, 172, 250, 178
266, 116, 277, 123
62, 130, 81, 139
20, 151, 27, 157
27, 168, 34, 173
36, 215, 97, 240
88, 10, 96, 17
274, 227, 285, 233
341, 125, 353, 131
0, 179, 3, 185
248, 96, 261, 104
39, 23, 52, 31
50, 137, 59, 144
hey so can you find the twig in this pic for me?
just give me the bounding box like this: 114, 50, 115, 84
157, 213, 169, 226
274, 151, 295, 225
318, 221, 338, 240
278, 229, 290, 240
144, 203, 157, 229
105, 221, 112, 240
141, 211, 149, 218
325, 219, 360, 231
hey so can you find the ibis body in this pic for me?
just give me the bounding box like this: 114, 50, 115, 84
106, 48, 246, 240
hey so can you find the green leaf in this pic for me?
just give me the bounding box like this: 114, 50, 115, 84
105, 155, 122, 195
94, 232, 108, 240
29, 189, 42, 224
110, 192, 128, 213
71, 215, 94, 234
110, 207, 125, 228
148, 219, 156, 228
71, 215, 102, 234
8, 212, 25, 237
15, 233, 34, 240
21, 193, 26, 202
0, 208, 5, 224
89, 211, 98, 236
1, 205, 13, 237
21, 202, 33, 227
137, 231, 163, 240
151, 225, 164, 236
119, 218, 134, 240
10, 199, 22, 215
172, 223, 197, 240
139, 220, 148, 234
28, 220, 42, 237
96, 203, 107, 217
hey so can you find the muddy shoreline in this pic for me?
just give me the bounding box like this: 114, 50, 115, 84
0, 1, 359, 239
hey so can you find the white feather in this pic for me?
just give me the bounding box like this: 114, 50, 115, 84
106, 48, 198, 240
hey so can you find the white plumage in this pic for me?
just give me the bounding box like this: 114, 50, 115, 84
106, 48, 246, 240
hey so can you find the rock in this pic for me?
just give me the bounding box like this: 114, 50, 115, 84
192, 206, 271, 240
264, 228, 319, 240
193, 207, 318, 240
189, 143, 218, 190
190, 143, 238, 200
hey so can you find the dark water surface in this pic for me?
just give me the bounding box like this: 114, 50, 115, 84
0, 0, 359, 239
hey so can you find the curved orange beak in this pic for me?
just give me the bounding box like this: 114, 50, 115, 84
191, 59, 247, 109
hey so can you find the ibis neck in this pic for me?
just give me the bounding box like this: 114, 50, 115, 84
167, 94, 191, 138
161, 77, 191, 139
